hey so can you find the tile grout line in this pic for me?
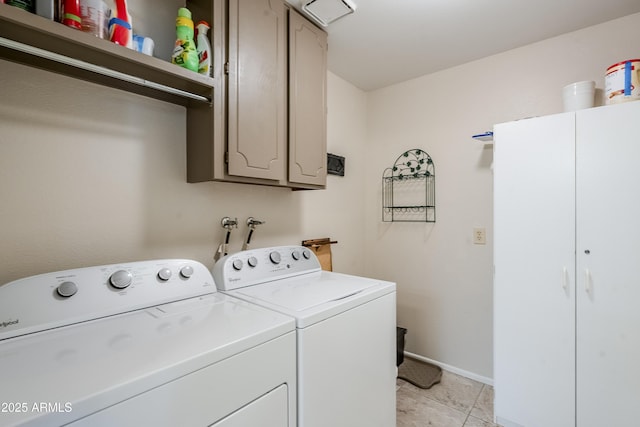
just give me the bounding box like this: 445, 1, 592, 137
461, 383, 485, 426
399, 376, 470, 423
397, 370, 497, 427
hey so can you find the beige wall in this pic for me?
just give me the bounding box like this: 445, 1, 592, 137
0, 68, 367, 284
364, 12, 640, 381
2, 11, 639, 383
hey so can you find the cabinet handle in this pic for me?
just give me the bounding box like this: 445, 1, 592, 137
585, 269, 592, 294
562, 266, 569, 292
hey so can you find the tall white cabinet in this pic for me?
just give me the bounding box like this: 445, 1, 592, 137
493, 101, 640, 427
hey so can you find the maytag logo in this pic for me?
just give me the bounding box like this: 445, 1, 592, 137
0, 319, 19, 329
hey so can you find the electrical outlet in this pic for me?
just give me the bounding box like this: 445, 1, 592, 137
473, 227, 486, 245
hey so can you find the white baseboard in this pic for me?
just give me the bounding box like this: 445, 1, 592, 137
403, 351, 493, 386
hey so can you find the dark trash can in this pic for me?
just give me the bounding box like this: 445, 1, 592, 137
396, 327, 407, 366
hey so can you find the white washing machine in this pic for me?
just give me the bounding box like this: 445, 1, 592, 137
212, 246, 397, 427
0, 259, 296, 427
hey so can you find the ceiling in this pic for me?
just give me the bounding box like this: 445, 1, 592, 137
287, 0, 640, 91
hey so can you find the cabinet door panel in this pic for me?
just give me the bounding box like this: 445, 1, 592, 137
576, 101, 640, 427
227, 0, 286, 180
493, 114, 576, 427
288, 9, 327, 186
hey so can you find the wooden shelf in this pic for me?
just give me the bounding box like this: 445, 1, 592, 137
0, 3, 215, 106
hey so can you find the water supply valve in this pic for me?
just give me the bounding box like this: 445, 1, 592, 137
243, 217, 265, 250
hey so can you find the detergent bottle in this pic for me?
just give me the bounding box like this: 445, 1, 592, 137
171, 7, 199, 72
108, 0, 132, 48
195, 21, 212, 76
62, 0, 82, 30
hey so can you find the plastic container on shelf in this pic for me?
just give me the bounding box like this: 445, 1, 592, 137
35, 0, 57, 19
195, 21, 212, 76
606, 59, 640, 104
171, 7, 199, 73
62, 0, 82, 29
132, 34, 154, 56
108, 0, 132, 48
562, 80, 595, 112
79, 0, 109, 39
5, 0, 34, 12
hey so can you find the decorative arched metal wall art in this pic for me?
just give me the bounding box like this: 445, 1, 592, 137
382, 149, 435, 222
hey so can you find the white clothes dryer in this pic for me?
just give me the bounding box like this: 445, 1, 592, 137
0, 259, 296, 427
213, 246, 397, 427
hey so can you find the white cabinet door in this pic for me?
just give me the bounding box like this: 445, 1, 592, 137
576, 101, 640, 427
493, 113, 576, 427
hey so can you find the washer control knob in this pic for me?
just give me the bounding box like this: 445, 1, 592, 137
57, 281, 78, 298
248, 256, 258, 268
302, 249, 311, 260
291, 250, 301, 261
180, 265, 194, 278
157, 268, 172, 281
232, 259, 244, 271
269, 251, 281, 264
110, 270, 133, 289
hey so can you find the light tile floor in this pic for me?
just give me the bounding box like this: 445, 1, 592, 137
397, 370, 502, 427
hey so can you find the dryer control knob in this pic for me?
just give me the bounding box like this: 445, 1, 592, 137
302, 249, 311, 260
57, 281, 78, 298
232, 259, 244, 271
269, 251, 281, 264
157, 268, 172, 281
291, 250, 301, 261
180, 265, 194, 278
248, 256, 258, 268
110, 270, 133, 289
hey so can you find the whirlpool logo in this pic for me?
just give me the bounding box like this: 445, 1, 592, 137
0, 319, 19, 328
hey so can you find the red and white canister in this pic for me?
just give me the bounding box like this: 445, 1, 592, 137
605, 59, 640, 104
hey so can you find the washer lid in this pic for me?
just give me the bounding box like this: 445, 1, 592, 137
234, 272, 367, 311
0, 293, 294, 427
230, 271, 396, 327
